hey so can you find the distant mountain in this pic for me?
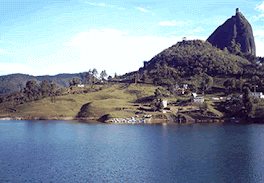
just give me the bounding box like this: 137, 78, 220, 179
207, 8, 256, 56
0, 72, 86, 95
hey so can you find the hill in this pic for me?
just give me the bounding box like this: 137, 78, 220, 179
0, 72, 85, 95
143, 40, 253, 77
0, 83, 183, 122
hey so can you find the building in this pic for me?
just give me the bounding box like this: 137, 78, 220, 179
251, 92, 264, 98
162, 100, 167, 108
77, 84, 84, 87
174, 84, 188, 95
183, 84, 188, 90
193, 97, 204, 103
211, 97, 220, 100
192, 93, 197, 98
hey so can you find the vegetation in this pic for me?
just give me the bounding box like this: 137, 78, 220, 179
0, 73, 86, 95
1, 39, 264, 123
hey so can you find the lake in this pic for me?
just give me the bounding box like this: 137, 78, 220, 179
1, 120, 264, 182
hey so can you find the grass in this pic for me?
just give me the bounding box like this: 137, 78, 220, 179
0, 83, 168, 119
0, 82, 229, 122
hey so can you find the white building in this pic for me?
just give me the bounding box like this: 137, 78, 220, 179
77, 84, 84, 87
193, 97, 204, 103
212, 97, 220, 100
192, 93, 197, 98
251, 92, 264, 98
162, 100, 167, 108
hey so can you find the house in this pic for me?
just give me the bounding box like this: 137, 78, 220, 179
162, 100, 167, 108
192, 93, 197, 98
193, 96, 204, 103
77, 84, 84, 87
183, 84, 188, 90
251, 92, 264, 98
174, 84, 189, 95
212, 97, 220, 100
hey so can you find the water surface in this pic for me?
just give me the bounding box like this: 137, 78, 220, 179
1, 120, 264, 182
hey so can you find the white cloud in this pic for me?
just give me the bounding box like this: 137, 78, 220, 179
85, 2, 106, 6
253, 2, 264, 21
136, 7, 148, 13
255, 38, 264, 57
193, 27, 204, 33
165, 31, 180, 35
256, 2, 264, 12
0, 29, 207, 76
159, 21, 176, 26
0, 63, 33, 75
61, 29, 208, 76
254, 29, 264, 37
85, 2, 117, 8
0, 49, 12, 55
85, 2, 124, 11
158, 20, 192, 26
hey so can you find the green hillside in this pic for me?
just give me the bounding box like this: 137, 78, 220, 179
144, 40, 254, 76
0, 83, 173, 121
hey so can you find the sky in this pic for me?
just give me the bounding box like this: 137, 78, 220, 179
0, 0, 264, 77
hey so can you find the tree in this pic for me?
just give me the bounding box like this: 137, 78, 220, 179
142, 70, 148, 83
107, 75, 112, 82
85, 70, 93, 87
155, 62, 161, 77
204, 75, 214, 91
151, 88, 164, 111
223, 78, 235, 93
227, 39, 242, 55
100, 70, 107, 81
134, 73, 140, 84
26, 80, 37, 91
40, 79, 51, 97
92, 68, 98, 84
243, 87, 254, 119
194, 73, 213, 94
239, 76, 243, 93
50, 82, 57, 103
69, 77, 80, 87
81, 73, 87, 84
251, 75, 260, 93
199, 102, 208, 115
25, 80, 38, 101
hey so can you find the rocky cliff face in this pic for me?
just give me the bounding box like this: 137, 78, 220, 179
207, 9, 256, 56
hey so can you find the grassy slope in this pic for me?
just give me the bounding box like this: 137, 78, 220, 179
0, 83, 169, 119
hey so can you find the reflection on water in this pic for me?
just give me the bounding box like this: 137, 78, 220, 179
1, 121, 264, 182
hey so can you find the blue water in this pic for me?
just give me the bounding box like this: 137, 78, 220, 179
1, 120, 264, 182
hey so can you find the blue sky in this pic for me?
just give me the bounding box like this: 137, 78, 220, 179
0, 0, 264, 77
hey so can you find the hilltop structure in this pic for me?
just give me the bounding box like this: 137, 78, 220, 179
207, 8, 256, 56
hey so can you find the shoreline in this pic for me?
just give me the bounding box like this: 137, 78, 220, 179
0, 115, 262, 124
0, 116, 239, 124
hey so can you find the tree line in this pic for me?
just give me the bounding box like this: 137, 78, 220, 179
0, 79, 64, 105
